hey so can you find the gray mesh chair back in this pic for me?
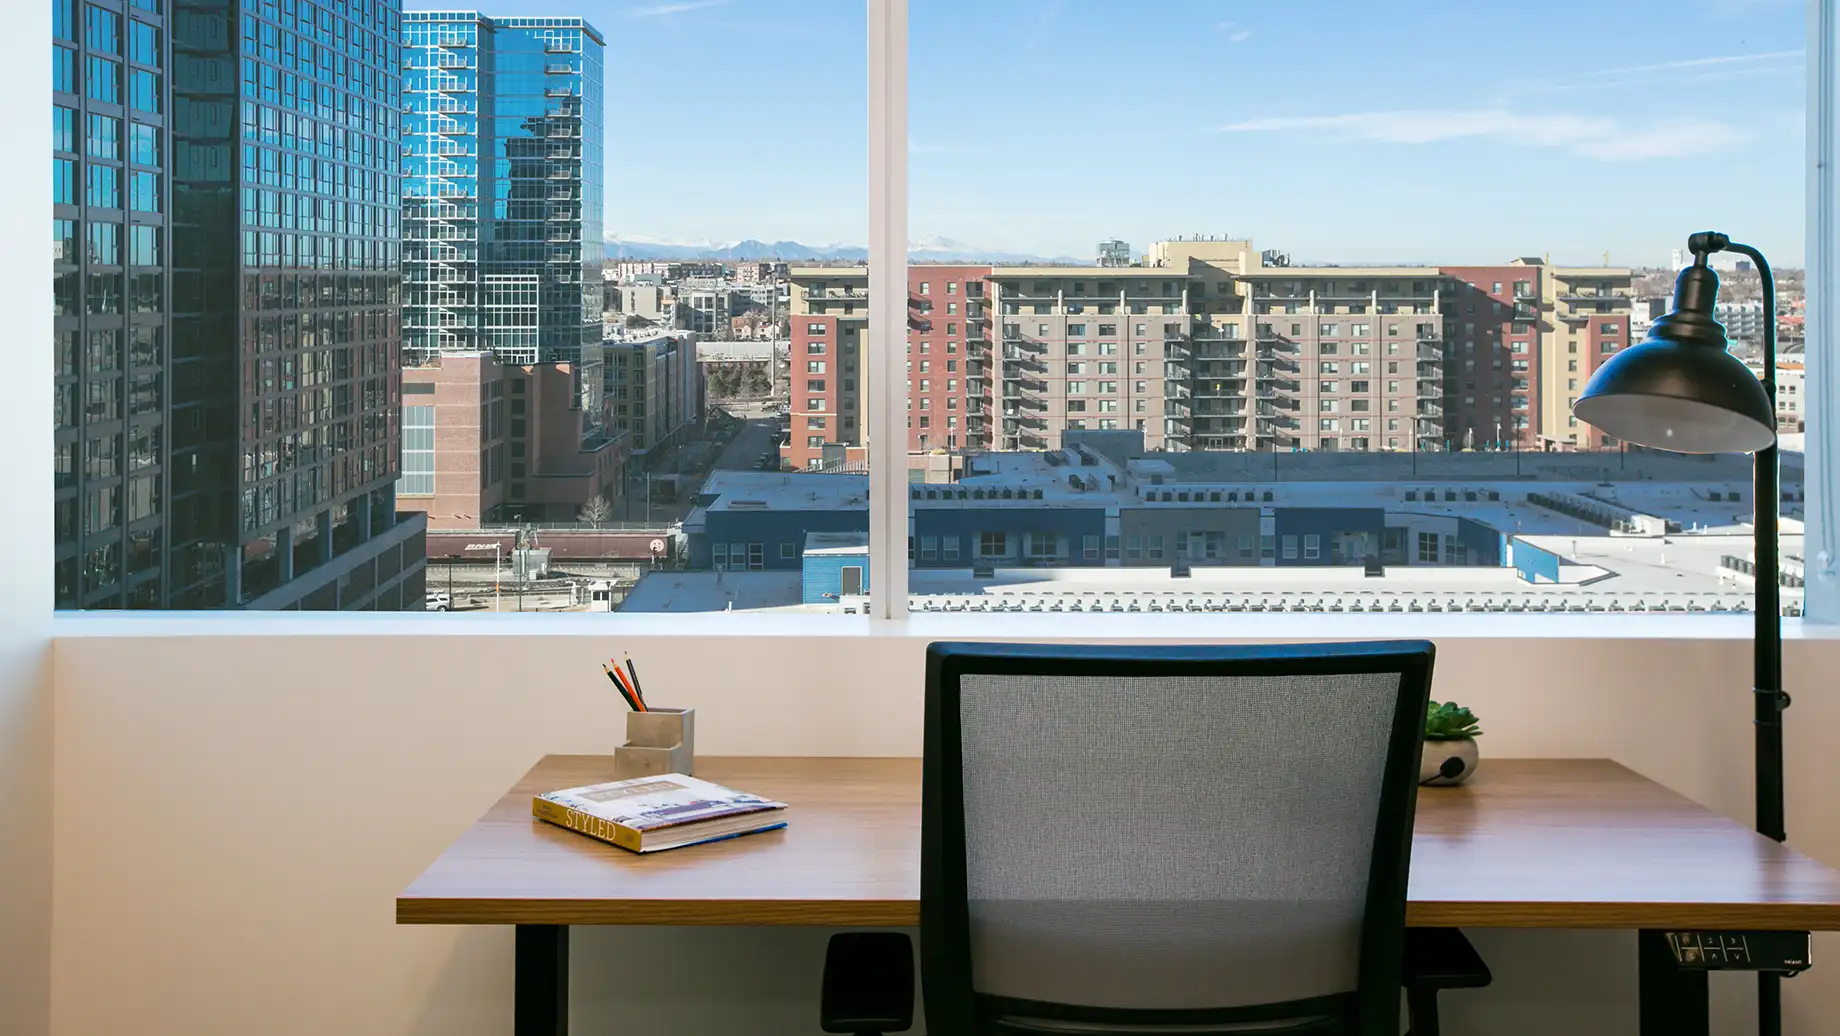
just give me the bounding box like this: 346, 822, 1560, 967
922, 642, 1435, 1035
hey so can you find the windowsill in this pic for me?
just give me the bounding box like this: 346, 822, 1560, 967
47, 609, 1836, 641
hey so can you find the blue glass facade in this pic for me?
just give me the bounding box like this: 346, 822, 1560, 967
54, 0, 426, 610
403, 12, 603, 368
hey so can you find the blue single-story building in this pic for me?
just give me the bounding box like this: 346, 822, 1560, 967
801, 532, 870, 604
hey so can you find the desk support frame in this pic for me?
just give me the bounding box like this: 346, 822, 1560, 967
1638, 930, 1709, 1036
516, 925, 569, 1036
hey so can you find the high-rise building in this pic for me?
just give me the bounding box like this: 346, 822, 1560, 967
783, 264, 992, 470
402, 12, 605, 367
53, 0, 426, 610
1439, 266, 1543, 451
1524, 260, 1632, 449
784, 241, 1630, 462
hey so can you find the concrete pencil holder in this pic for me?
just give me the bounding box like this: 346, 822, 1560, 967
613, 707, 694, 779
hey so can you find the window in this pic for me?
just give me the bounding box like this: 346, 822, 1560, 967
400, 407, 435, 496
34, 3, 1816, 621
86, 55, 120, 104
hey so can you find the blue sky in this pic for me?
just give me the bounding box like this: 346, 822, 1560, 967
442, 0, 1809, 265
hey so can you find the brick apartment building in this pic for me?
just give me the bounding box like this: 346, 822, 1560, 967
398, 353, 628, 529
782, 240, 1631, 468
783, 265, 992, 470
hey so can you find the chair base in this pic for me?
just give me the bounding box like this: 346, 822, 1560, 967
821, 932, 915, 1035
1403, 928, 1492, 1036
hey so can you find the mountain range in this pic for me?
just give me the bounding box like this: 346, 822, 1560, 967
603, 234, 1092, 265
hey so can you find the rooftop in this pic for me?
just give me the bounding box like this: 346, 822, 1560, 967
804, 532, 869, 556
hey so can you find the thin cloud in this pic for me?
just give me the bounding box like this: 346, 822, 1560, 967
1503, 50, 1800, 96
1215, 20, 1252, 42
627, 0, 729, 17
1216, 107, 1745, 162
1575, 49, 1800, 79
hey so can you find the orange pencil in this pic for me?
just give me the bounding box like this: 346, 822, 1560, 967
610, 661, 645, 711
602, 664, 641, 711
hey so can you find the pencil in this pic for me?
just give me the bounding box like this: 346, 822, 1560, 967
608, 661, 645, 711
623, 653, 644, 709
602, 664, 640, 711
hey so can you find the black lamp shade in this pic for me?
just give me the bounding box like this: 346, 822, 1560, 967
1571, 263, 1776, 455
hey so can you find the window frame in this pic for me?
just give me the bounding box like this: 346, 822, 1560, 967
18, 0, 1839, 629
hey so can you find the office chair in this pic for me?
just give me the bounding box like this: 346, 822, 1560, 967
822, 640, 1439, 1036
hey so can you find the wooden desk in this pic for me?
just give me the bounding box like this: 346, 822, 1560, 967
400, 757, 1840, 1035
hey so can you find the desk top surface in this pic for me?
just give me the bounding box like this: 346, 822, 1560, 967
398, 756, 1840, 930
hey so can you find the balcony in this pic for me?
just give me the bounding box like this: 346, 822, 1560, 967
1418, 402, 1444, 418
1193, 381, 1245, 400
1191, 405, 1246, 423
1195, 360, 1248, 378
544, 63, 577, 75
1557, 290, 1631, 302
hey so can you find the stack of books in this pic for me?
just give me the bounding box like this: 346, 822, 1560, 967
533, 773, 788, 853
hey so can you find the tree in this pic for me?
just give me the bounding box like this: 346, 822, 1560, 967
578, 494, 613, 528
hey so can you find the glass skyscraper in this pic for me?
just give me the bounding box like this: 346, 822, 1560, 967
53, 0, 426, 610
402, 12, 605, 368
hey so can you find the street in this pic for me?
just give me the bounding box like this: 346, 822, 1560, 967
713, 416, 782, 472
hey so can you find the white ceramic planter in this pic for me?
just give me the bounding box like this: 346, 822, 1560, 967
1420, 737, 1479, 786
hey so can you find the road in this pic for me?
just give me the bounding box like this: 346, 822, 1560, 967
714, 417, 781, 472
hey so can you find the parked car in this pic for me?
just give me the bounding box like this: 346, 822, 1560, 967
425, 592, 451, 612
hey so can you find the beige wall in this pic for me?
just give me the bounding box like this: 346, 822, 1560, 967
4, 6, 56, 1035
42, 618, 1840, 1036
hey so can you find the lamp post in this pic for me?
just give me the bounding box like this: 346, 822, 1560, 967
464, 541, 503, 612
1572, 231, 1785, 1036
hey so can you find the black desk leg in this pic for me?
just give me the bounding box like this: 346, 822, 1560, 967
1639, 930, 1708, 1036
516, 924, 569, 1036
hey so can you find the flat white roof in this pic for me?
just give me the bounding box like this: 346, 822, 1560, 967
804, 532, 868, 555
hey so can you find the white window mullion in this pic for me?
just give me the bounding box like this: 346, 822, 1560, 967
866, 0, 909, 621
1807, 0, 1839, 621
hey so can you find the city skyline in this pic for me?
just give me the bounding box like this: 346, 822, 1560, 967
421, 0, 1807, 266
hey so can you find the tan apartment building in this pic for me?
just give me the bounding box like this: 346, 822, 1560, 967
991, 239, 1445, 453
784, 239, 1631, 464
1518, 259, 1634, 449
604, 331, 705, 458
398, 353, 628, 528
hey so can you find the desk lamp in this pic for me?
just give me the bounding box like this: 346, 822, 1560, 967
1572, 230, 1787, 1035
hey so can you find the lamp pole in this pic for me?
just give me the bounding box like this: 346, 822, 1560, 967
1723, 239, 1787, 1036
1720, 243, 1786, 851
463, 541, 502, 612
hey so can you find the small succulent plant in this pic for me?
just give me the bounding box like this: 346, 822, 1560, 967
1426, 701, 1482, 741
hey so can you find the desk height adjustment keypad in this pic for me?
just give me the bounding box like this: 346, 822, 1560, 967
1663, 931, 1811, 973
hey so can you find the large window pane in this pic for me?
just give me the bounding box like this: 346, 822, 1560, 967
907, 1, 1806, 617
402, 3, 870, 615
55, 0, 421, 610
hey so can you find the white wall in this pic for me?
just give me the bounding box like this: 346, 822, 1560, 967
43, 616, 1840, 1036
3, 3, 56, 1034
